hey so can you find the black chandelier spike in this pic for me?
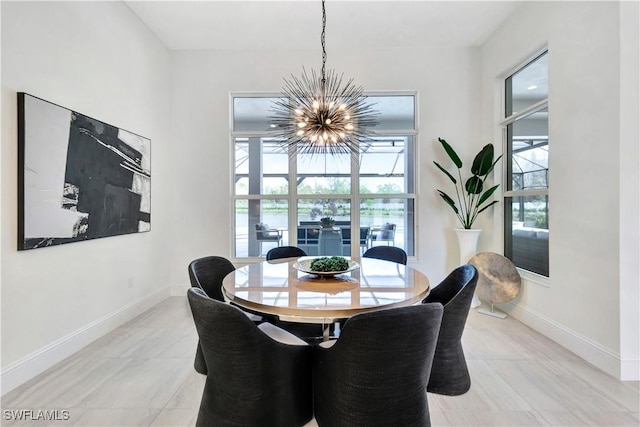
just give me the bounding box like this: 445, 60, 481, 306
269, 0, 378, 158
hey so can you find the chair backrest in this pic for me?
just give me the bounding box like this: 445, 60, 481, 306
188, 256, 235, 301
187, 288, 313, 426
378, 223, 396, 240
421, 264, 478, 396
313, 304, 444, 426
423, 264, 478, 309
422, 264, 478, 337
359, 227, 370, 244
266, 246, 307, 260
340, 227, 351, 244
422, 264, 478, 345
255, 223, 269, 239
363, 245, 408, 265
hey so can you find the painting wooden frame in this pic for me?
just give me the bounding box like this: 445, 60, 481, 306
17, 93, 151, 250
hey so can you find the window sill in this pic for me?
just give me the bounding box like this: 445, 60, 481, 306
517, 268, 550, 287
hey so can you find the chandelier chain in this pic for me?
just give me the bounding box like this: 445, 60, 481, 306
269, 0, 378, 159
321, 0, 327, 88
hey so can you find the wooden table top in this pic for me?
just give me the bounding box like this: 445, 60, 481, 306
222, 257, 430, 324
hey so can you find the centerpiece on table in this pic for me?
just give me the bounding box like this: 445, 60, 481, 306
293, 256, 359, 277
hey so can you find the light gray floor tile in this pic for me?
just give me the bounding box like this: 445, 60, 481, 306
148, 408, 198, 427
429, 360, 533, 411
434, 410, 550, 426
70, 409, 161, 427
537, 410, 640, 426
2, 358, 132, 408
3, 296, 638, 427
490, 359, 629, 412
83, 358, 191, 409
163, 371, 205, 409
555, 359, 640, 411
80, 328, 174, 359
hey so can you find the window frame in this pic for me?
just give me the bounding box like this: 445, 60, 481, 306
230, 91, 419, 262
500, 50, 550, 281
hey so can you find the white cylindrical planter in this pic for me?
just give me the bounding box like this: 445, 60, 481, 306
454, 228, 482, 309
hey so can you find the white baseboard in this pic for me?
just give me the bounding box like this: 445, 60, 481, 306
621, 357, 640, 381
0, 286, 171, 396
504, 301, 635, 380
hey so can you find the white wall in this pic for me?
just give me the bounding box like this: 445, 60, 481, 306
1, 2, 173, 393
618, 0, 640, 381
481, 1, 639, 379
167, 46, 487, 288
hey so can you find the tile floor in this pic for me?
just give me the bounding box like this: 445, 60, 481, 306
1, 297, 638, 426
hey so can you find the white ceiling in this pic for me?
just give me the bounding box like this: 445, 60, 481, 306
124, 1, 521, 51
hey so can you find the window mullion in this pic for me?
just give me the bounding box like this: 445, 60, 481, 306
501, 99, 548, 125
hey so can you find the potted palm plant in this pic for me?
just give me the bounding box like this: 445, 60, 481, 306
433, 137, 502, 229
434, 137, 502, 308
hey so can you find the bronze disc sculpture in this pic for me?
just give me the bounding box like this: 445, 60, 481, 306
468, 252, 521, 318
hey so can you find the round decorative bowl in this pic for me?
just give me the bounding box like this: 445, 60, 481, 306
293, 258, 360, 277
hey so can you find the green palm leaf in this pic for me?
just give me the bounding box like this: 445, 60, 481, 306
438, 138, 462, 168
485, 154, 503, 175
433, 161, 457, 184
465, 176, 483, 194
471, 144, 494, 176
478, 184, 499, 206
477, 200, 499, 214
437, 190, 459, 214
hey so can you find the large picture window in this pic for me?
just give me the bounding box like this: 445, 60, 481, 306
503, 52, 549, 277
232, 94, 417, 259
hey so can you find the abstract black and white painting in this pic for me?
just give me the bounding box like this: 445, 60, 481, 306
18, 93, 151, 250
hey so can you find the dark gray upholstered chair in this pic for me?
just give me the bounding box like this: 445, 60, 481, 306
313, 304, 444, 427
422, 264, 479, 395
188, 255, 235, 301
363, 245, 408, 265
266, 246, 307, 260
188, 288, 313, 427
188, 256, 236, 374
188, 255, 267, 374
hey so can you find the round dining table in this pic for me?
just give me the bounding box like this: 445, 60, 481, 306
221, 257, 431, 330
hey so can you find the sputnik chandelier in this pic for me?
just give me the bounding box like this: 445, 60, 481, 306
269, 0, 378, 158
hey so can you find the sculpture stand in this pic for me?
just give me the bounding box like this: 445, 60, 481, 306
454, 228, 482, 308
477, 302, 508, 319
